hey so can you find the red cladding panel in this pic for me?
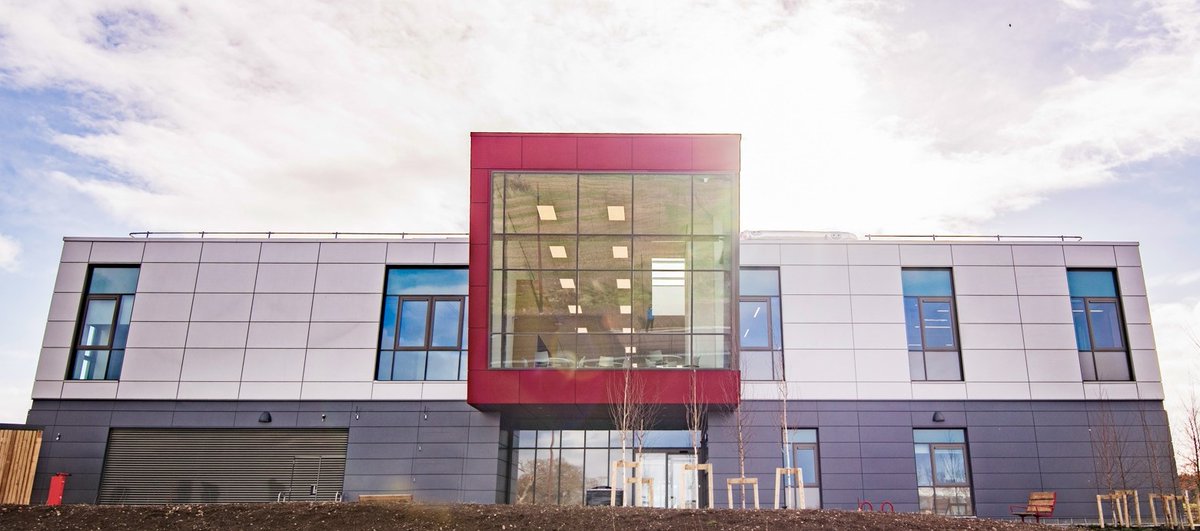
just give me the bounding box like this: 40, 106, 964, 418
471, 135, 522, 169
469, 370, 519, 403
469, 244, 489, 287
470, 169, 492, 203
521, 136, 578, 170
691, 136, 741, 171
631, 136, 692, 171
519, 370, 578, 403
467, 327, 488, 370
577, 137, 633, 170
469, 202, 491, 243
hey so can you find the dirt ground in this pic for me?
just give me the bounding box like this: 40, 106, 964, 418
0, 502, 1070, 530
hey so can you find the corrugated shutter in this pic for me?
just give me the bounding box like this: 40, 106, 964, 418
98, 428, 348, 504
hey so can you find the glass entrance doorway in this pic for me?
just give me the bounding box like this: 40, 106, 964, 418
636, 453, 700, 508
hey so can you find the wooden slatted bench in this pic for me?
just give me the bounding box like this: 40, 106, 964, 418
1011, 491, 1056, 523
358, 494, 414, 504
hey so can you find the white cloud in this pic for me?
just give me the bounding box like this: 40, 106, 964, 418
0, 1, 1196, 236
0, 234, 20, 271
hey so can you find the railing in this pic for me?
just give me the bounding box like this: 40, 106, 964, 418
863, 234, 1083, 242
128, 231, 468, 239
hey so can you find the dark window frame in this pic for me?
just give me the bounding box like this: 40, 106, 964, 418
903, 268, 962, 381
738, 267, 783, 380
376, 267, 469, 382
67, 265, 139, 381
1068, 268, 1132, 381
914, 429, 974, 516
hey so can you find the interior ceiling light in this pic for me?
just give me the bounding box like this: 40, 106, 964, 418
612, 246, 628, 259
619, 305, 632, 314
577, 327, 588, 333
549, 245, 567, 259
625, 346, 637, 354
536, 205, 557, 221
621, 327, 633, 334
607, 206, 625, 221
567, 305, 580, 314
560, 278, 576, 289
616, 278, 631, 289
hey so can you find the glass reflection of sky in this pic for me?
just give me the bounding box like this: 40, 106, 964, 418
387, 269, 468, 295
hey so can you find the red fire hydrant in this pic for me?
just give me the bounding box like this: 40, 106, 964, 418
46, 473, 69, 506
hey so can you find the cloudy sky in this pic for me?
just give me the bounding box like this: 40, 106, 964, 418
0, 0, 1197, 439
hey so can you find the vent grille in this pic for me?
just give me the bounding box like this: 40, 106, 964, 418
98, 428, 348, 504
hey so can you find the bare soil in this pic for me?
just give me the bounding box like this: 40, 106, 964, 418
0, 503, 1071, 531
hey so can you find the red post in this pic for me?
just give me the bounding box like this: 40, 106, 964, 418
46, 473, 69, 506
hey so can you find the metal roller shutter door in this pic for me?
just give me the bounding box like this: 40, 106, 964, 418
98, 428, 348, 504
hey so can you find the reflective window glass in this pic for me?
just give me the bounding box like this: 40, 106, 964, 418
391, 351, 427, 380
739, 269, 780, 297
430, 300, 462, 348
88, 267, 140, 294
920, 300, 956, 348
70, 266, 139, 380
1088, 300, 1125, 349
386, 268, 468, 295
1067, 270, 1118, 297
902, 269, 953, 296
425, 350, 461, 380
79, 299, 116, 347
933, 447, 967, 484
904, 297, 923, 350
397, 300, 429, 347
578, 174, 632, 235
914, 445, 933, 486
739, 300, 771, 349
692, 174, 734, 236
1071, 298, 1092, 351
633, 174, 691, 235
505, 173, 578, 234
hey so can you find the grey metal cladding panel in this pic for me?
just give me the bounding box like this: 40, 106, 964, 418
411, 459, 468, 476
856, 425, 912, 443
235, 401, 304, 412
346, 443, 416, 460
856, 411, 914, 427
821, 473, 864, 490
965, 410, 1035, 426
345, 458, 412, 476
858, 442, 914, 459
342, 474, 413, 492
416, 426, 472, 444
1032, 410, 1091, 426
742, 441, 785, 459
1035, 425, 1094, 442
464, 458, 501, 475
39, 456, 105, 475
816, 425, 859, 442
172, 401, 239, 411
409, 473, 464, 490
349, 427, 419, 444
860, 457, 916, 474
414, 442, 468, 460
170, 411, 238, 426
1037, 441, 1096, 458
45, 425, 109, 443
1039, 473, 1099, 489
821, 457, 863, 474
967, 426, 1036, 443
819, 441, 861, 458
26, 410, 58, 426
418, 412, 474, 427
54, 410, 113, 426
350, 411, 420, 427
863, 473, 918, 490
817, 411, 859, 426
45, 441, 107, 459
968, 442, 1040, 458
468, 426, 502, 444
969, 457, 1041, 474
970, 473, 1043, 492
297, 411, 352, 427
111, 410, 175, 427
233, 411, 299, 427
1037, 457, 1097, 474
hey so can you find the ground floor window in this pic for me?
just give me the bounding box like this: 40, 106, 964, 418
783, 429, 820, 508
510, 430, 697, 507
914, 429, 972, 515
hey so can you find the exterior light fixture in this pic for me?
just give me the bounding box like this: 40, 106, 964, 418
549, 246, 567, 258
536, 205, 557, 221
560, 278, 575, 289
258, 412, 272, 423
616, 278, 631, 289
612, 246, 628, 259
607, 206, 625, 221
932, 411, 945, 423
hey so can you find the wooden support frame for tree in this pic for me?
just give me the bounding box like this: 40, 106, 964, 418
628, 476, 654, 507
1114, 489, 1141, 526
774, 467, 804, 509
610, 460, 642, 506
1097, 491, 1132, 528
1184, 491, 1199, 528
1149, 492, 1185, 528
726, 477, 760, 509
679, 463, 714, 509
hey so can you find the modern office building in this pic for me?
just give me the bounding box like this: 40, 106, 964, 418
25, 133, 1173, 520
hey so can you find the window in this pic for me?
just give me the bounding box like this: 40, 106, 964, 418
902, 269, 961, 381
783, 429, 820, 508
1068, 270, 1130, 381
69, 266, 139, 380
490, 172, 736, 370
739, 268, 783, 380
914, 429, 972, 516
377, 268, 468, 381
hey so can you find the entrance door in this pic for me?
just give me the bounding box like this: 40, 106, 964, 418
668, 454, 699, 508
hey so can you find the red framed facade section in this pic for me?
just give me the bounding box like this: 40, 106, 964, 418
467, 133, 741, 408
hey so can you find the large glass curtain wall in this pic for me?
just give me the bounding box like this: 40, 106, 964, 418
491, 173, 736, 369
511, 429, 693, 506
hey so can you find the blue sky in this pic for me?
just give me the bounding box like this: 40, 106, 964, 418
0, 1, 1197, 436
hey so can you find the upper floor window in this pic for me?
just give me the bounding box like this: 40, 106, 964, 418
69, 266, 139, 380
739, 268, 783, 380
1067, 270, 1130, 381
902, 269, 961, 381
914, 429, 973, 516
377, 268, 468, 381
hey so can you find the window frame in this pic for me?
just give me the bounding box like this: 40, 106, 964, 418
67, 265, 139, 381
737, 296, 775, 351
1068, 268, 1132, 382
376, 267, 469, 382
902, 268, 962, 381
914, 430, 974, 516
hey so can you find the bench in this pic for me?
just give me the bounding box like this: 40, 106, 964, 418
1011, 491, 1056, 523
358, 494, 414, 504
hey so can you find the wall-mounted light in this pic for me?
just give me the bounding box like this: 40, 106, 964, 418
258, 412, 272, 423
932, 411, 945, 423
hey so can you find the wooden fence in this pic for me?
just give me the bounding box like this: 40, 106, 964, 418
0, 427, 44, 504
